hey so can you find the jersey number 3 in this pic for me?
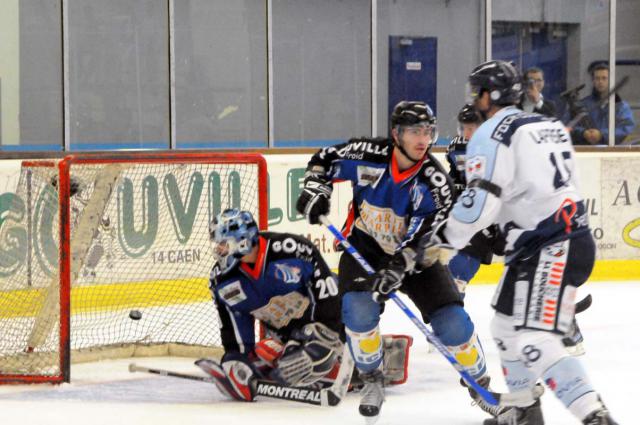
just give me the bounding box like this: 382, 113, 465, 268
549, 151, 572, 189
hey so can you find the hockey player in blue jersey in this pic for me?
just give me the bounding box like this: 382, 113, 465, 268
201, 209, 411, 402
296, 101, 495, 424
421, 60, 617, 425
202, 208, 344, 401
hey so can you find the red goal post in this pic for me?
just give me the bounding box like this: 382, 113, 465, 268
0, 152, 268, 384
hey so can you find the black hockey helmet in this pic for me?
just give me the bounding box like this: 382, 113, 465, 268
457, 103, 482, 124
390, 101, 438, 161
467, 60, 523, 106
390, 101, 437, 128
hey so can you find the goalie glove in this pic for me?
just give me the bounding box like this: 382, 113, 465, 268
296, 174, 332, 225
271, 323, 342, 387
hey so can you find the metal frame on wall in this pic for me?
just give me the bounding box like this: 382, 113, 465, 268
33, 0, 627, 151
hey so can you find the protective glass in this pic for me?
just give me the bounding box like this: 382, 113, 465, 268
401, 123, 438, 141
465, 82, 482, 104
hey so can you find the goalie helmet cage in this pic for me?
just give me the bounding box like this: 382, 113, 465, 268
0, 152, 268, 384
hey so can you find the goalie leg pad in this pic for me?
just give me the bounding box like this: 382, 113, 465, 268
382, 334, 413, 385
196, 357, 256, 402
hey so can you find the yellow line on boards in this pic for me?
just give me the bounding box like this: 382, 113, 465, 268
471, 259, 640, 284
0, 277, 211, 319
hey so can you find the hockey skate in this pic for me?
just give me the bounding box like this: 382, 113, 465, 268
358, 369, 385, 425
582, 407, 618, 425
483, 399, 544, 425
462, 376, 507, 418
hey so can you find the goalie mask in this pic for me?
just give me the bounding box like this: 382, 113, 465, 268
209, 209, 259, 272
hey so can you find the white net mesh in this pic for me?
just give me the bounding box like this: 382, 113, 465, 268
0, 155, 265, 381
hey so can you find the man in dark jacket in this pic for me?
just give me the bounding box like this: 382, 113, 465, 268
517, 67, 556, 118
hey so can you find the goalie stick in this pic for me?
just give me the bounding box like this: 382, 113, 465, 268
128, 358, 540, 408
128, 344, 354, 407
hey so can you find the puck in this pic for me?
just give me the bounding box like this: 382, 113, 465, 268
129, 310, 142, 320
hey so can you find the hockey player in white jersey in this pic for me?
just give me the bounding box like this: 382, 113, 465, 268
420, 60, 617, 425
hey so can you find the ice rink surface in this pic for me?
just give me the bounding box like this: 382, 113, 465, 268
0, 282, 636, 425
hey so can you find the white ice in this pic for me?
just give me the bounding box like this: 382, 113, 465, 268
1, 282, 636, 425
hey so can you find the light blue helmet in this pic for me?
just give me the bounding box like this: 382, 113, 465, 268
209, 208, 259, 272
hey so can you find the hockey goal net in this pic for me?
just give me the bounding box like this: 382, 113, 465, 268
0, 152, 267, 383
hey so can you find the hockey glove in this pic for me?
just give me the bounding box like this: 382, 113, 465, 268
417, 220, 455, 268
369, 253, 407, 303
296, 175, 332, 224
271, 323, 341, 387
195, 354, 258, 401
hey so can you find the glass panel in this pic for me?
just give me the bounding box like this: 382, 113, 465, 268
68, 0, 169, 150
175, 1, 267, 149
492, 0, 611, 145
0, 0, 62, 151
377, 0, 485, 144
273, 0, 371, 147
615, 0, 639, 145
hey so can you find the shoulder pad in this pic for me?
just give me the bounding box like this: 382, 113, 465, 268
490, 111, 555, 146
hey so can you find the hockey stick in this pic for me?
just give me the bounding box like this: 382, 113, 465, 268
318, 216, 501, 406
129, 345, 354, 407
129, 363, 328, 405
575, 294, 592, 314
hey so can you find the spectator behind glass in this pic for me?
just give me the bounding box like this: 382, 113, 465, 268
567, 63, 635, 145
517, 67, 557, 118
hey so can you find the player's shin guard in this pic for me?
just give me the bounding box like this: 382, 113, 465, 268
431, 304, 487, 380
345, 326, 383, 373
448, 331, 487, 380
342, 291, 383, 373
542, 356, 615, 424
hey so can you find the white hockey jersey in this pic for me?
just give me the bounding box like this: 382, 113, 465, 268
444, 106, 590, 263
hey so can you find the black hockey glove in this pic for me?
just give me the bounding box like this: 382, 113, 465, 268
417, 220, 455, 268
369, 253, 407, 303
296, 175, 332, 224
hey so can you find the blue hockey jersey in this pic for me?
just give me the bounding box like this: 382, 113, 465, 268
306, 137, 455, 263
209, 232, 341, 354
